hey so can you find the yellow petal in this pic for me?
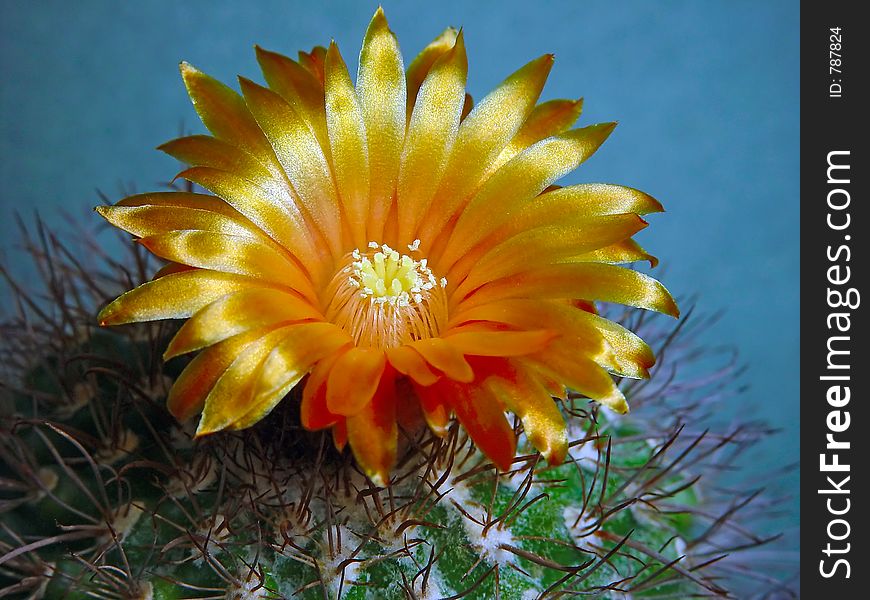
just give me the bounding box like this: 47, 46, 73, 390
164, 287, 321, 359
239, 78, 343, 257
168, 327, 277, 422
256, 322, 352, 401
489, 98, 584, 173
137, 231, 315, 300
255, 45, 331, 157
521, 351, 629, 414
484, 362, 568, 464
196, 326, 295, 435
346, 372, 397, 486
443, 328, 557, 357
572, 239, 658, 268
438, 123, 617, 271
152, 262, 195, 279
530, 183, 665, 219
325, 41, 369, 248
449, 299, 607, 358
231, 323, 352, 430
397, 31, 467, 244
456, 262, 679, 318
578, 310, 656, 379
357, 7, 406, 241
405, 27, 458, 116
114, 191, 250, 220
386, 345, 439, 386
419, 55, 554, 243
452, 214, 648, 297
409, 337, 474, 383
159, 135, 274, 182
179, 62, 280, 172
98, 270, 255, 326
95, 204, 254, 240
326, 347, 387, 416
449, 298, 651, 378
178, 166, 322, 274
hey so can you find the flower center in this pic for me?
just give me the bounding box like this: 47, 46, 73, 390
324, 241, 448, 349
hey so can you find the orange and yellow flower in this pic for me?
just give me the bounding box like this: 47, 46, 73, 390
97, 9, 677, 485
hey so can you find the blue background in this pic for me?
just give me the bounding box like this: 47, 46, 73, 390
1, 1, 799, 537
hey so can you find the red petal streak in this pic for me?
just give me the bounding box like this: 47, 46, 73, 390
413, 382, 451, 437
436, 378, 516, 471
346, 371, 398, 486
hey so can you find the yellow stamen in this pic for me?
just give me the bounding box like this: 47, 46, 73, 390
324, 242, 448, 349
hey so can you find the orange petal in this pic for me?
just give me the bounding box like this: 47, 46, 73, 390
386, 345, 440, 386
256, 322, 352, 402
437, 378, 516, 471
448, 299, 608, 365
95, 202, 254, 240
533, 183, 665, 218
574, 239, 659, 268
158, 135, 273, 183
332, 419, 348, 451
298, 46, 327, 87
580, 311, 656, 379
178, 166, 321, 275
326, 347, 387, 416
228, 323, 351, 431
346, 371, 398, 486
395, 378, 425, 431
442, 328, 557, 357
165, 287, 320, 359
409, 338, 473, 383
461, 92, 474, 120
152, 262, 196, 279
179, 62, 277, 166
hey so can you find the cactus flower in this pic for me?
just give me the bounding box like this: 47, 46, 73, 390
96, 8, 677, 485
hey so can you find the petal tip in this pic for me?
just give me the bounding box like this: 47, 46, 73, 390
368, 471, 387, 488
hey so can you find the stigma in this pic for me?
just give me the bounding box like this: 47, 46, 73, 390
324, 242, 448, 349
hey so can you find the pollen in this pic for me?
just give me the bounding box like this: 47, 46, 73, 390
324, 243, 448, 348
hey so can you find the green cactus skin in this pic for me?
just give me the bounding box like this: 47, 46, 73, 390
1, 225, 793, 599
